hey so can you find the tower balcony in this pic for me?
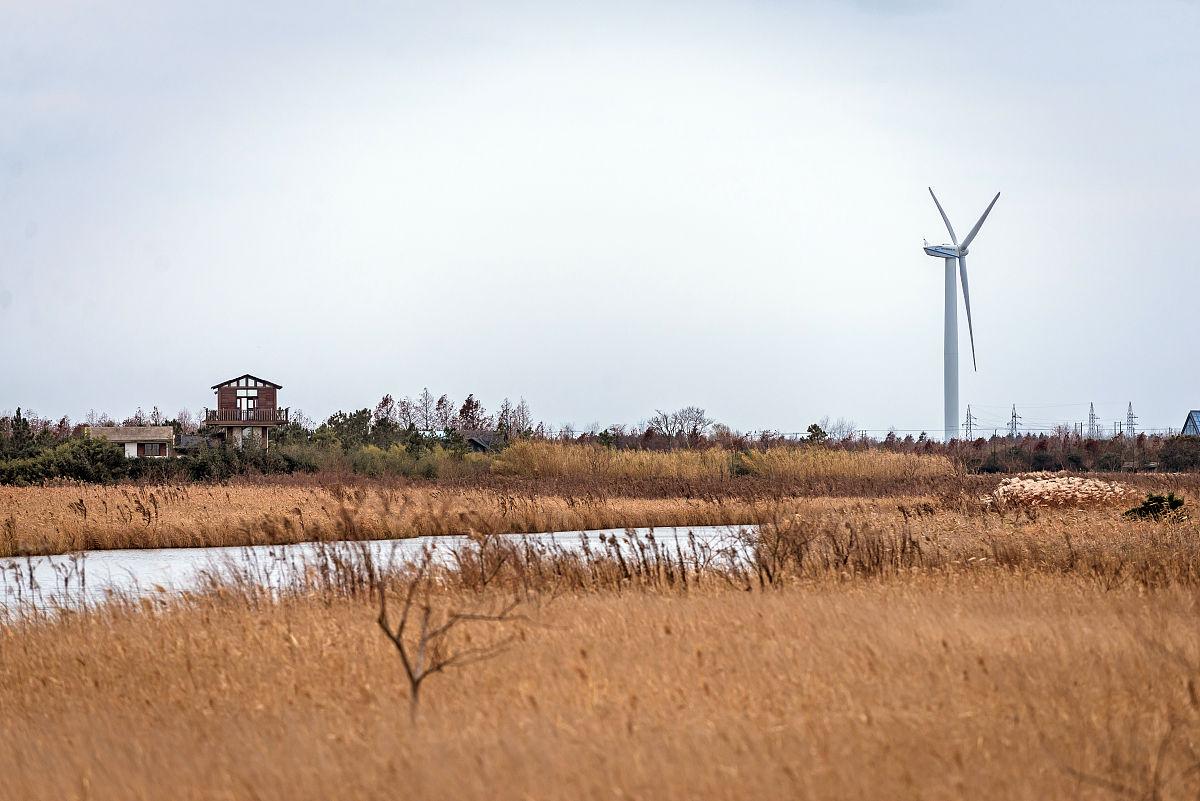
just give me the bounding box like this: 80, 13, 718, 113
205, 408, 289, 425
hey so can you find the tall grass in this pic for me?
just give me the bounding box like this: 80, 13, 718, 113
734, 446, 955, 482
1, 470, 1193, 561
490, 441, 736, 480
2, 482, 889, 557
5, 484, 1200, 798
0, 439, 966, 557
491, 440, 958, 483
1, 568, 1197, 800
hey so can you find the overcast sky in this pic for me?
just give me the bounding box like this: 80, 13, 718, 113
2, 1, 1197, 435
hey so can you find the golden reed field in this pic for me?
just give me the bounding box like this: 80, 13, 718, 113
4, 576, 1200, 801
0, 480, 755, 555
0, 442, 962, 557
489, 440, 955, 483
4, 446, 1200, 799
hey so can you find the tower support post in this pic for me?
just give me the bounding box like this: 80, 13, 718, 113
944, 257, 958, 443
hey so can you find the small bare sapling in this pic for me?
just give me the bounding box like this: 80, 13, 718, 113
373, 546, 523, 723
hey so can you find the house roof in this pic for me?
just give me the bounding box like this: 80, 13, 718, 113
1184, 411, 1200, 435
211, 374, 283, 390
461, 430, 504, 451
86, 426, 175, 444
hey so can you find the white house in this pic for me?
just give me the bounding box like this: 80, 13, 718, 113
86, 426, 175, 458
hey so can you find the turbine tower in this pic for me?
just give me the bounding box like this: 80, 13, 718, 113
923, 188, 1001, 442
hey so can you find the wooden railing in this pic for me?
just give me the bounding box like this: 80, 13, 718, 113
205, 408, 289, 424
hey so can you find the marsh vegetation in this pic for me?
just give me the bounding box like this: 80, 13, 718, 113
3, 446, 1200, 798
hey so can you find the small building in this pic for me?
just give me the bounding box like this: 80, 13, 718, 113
461, 430, 504, 453
86, 426, 175, 458
204, 374, 288, 449
1183, 411, 1200, 436
175, 434, 205, 453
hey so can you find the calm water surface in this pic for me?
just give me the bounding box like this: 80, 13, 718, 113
0, 525, 754, 610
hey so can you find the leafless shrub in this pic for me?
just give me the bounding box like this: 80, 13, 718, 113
367, 546, 524, 723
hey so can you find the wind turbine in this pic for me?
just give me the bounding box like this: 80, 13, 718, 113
923, 187, 1000, 443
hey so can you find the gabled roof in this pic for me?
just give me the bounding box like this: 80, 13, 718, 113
1184, 411, 1200, 436
461, 430, 505, 451
211, 374, 283, 390
86, 426, 175, 443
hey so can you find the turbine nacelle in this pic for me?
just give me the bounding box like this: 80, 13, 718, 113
923, 244, 960, 259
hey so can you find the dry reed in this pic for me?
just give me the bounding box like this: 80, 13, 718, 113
491, 440, 957, 484
985, 472, 1137, 509
736, 445, 955, 482
4, 480, 1200, 799
0, 481, 944, 558
1, 573, 1197, 800
491, 441, 738, 479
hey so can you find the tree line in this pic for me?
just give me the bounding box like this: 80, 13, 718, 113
4, 396, 1200, 484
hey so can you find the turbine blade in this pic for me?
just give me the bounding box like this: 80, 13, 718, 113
928, 187, 958, 247
961, 191, 1000, 250
958, 255, 977, 371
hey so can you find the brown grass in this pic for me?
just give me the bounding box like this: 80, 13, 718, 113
1, 470, 1195, 565
0, 443, 988, 557
4, 461, 1200, 799
4, 472, 1200, 799
492, 440, 957, 483
0, 480, 954, 557
2, 573, 1199, 800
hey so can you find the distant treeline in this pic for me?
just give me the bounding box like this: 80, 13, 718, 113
2, 395, 1200, 485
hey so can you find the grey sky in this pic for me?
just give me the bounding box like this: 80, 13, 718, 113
2, 1, 1197, 435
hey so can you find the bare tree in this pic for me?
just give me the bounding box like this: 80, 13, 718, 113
510, 398, 533, 435
291, 409, 315, 431
374, 549, 523, 723
495, 397, 534, 436
395, 397, 415, 429
495, 398, 514, 433
434, 394, 457, 431
676, 405, 714, 438
85, 409, 115, 427
176, 409, 197, 434
649, 406, 714, 439
648, 410, 675, 437
27, 411, 49, 439
819, 416, 858, 442
492, 395, 535, 434
414, 388, 436, 432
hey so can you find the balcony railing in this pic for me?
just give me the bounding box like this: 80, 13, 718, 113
205, 408, 289, 424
